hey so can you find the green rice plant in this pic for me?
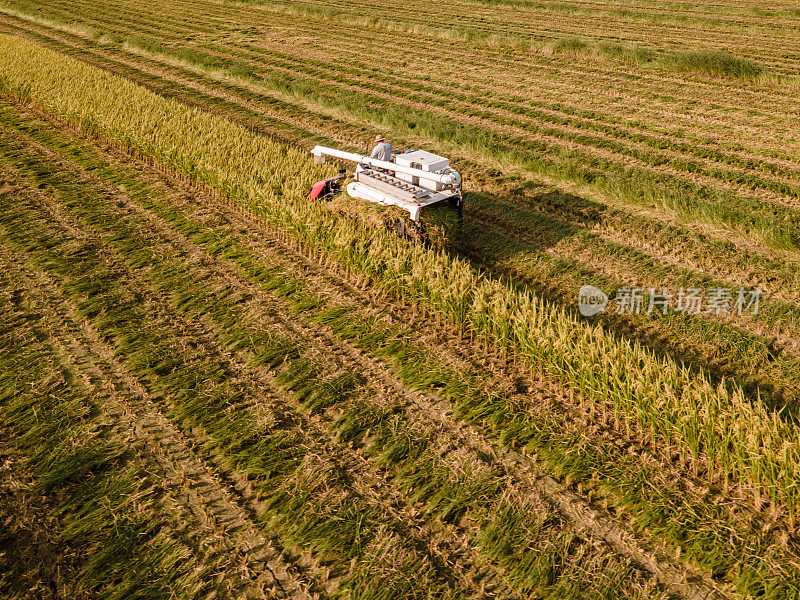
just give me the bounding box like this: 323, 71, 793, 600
658, 50, 764, 80
551, 36, 588, 55
596, 41, 655, 65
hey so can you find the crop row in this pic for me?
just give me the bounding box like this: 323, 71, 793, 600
0, 300, 217, 597
8, 9, 800, 424
4, 33, 800, 534
35, 0, 800, 158
463, 202, 800, 404
14, 9, 799, 310
15, 0, 800, 154
4, 91, 791, 598
253, 2, 800, 138
0, 100, 688, 599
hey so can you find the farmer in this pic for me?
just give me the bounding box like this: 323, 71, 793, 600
370, 135, 392, 162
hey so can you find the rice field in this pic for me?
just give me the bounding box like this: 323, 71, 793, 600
0, 0, 799, 598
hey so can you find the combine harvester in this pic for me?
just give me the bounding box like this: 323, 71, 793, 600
309, 145, 463, 246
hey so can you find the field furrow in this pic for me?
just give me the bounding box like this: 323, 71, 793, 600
2, 4, 800, 594
0, 93, 757, 598
0, 98, 692, 599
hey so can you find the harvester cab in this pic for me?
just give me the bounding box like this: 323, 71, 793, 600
309, 145, 463, 244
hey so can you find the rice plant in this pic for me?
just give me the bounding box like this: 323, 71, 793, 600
2, 32, 800, 526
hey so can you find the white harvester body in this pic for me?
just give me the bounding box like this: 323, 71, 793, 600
311, 145, 462, 221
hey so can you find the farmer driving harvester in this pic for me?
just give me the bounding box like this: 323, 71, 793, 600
370, 135, 392, 161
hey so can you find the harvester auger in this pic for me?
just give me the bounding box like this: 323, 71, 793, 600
308, 145, 463, 246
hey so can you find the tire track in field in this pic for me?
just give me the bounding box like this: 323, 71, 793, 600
0, 100, 736, 599
0, 223, 317, 600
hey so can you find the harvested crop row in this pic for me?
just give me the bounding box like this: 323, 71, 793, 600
249, 0, 800, 98
0, 236, 316, 600
263, 0, 800, 72
0, 92, 749, 599
3, 34, 797, 529
4, 49, 800, 596
0, 160, 511, 600
0, 245, 266, 599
